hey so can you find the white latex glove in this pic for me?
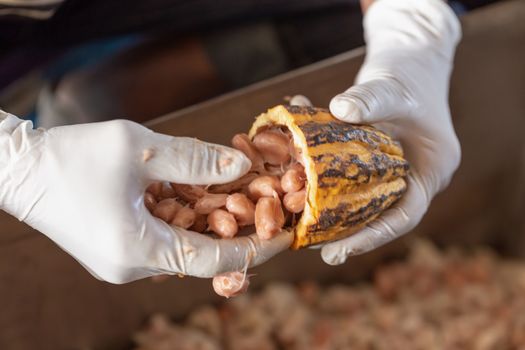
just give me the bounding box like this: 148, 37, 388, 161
0, 111, 293, 283
322, 0, 462, 264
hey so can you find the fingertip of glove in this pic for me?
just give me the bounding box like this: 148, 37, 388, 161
329, 96, 363, 123
256, 230, 294, 252
230, 148, 252, 174
321, 245, 349, 266
213, 146, 252, 180
277, 229, 295, 247
289, 95, 313, 107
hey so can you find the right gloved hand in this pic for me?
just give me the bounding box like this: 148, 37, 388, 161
321, 0, 462, 264
0, 111, 293, 284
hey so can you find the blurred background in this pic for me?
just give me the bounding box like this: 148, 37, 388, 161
0, 0, 498, 127
0, 0, 524, 349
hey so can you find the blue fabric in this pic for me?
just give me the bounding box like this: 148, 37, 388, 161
25, 109, 37, 125
42, 35, 141, 81
449, 1, 468, 15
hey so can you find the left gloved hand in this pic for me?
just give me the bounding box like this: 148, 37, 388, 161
321, 0, 462, 264
0, 112, 292, 283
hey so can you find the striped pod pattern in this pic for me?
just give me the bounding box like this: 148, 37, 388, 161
249, 105, 409, 249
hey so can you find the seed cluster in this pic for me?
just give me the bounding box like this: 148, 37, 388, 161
144, 128, 307, 296
144, 128, 306, 240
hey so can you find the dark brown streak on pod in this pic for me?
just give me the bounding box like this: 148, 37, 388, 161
300, 121, 390, 148
309, 188, 406, 233
314, 154, 409, 185
285, 105, 328, 116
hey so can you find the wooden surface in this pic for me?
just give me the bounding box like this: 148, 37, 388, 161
0, 1, 524, 348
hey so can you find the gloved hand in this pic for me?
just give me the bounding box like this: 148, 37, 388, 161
0, 111, 293, 283
322, 0, 462, 264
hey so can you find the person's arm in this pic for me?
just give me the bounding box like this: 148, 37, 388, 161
0, 110, 292, 283
360, 0, 375, 12
0, 0, 64, 19
322, 0, 461, 264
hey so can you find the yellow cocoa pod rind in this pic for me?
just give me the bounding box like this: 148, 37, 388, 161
249, 105, 409, 249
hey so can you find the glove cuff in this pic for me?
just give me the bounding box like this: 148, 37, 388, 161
0, 110, 46, 220
364, 0, 462, 61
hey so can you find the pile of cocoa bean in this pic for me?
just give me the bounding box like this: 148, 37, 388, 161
133, 240, 525, 350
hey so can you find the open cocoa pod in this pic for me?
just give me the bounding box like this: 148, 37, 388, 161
147, 104, 408, 250
249, 105, 409, 249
